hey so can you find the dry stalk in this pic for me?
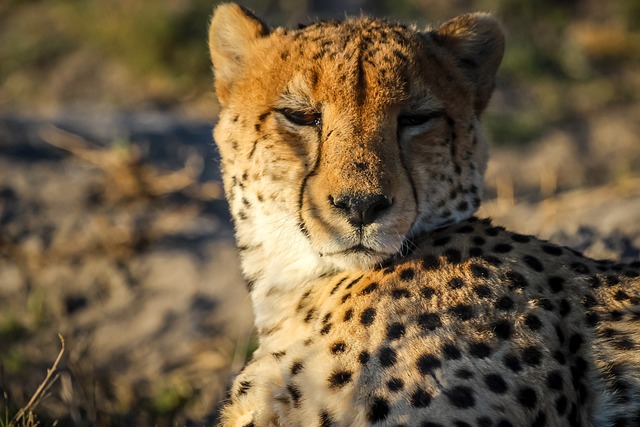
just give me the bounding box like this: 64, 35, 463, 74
40, 125, 219, 200
10, 335, 65, 426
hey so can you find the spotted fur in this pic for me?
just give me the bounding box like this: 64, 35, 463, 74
208, 4, 640, 426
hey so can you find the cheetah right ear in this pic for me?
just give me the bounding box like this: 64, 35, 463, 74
209, 3, 269, 105
430, 13, 505, 115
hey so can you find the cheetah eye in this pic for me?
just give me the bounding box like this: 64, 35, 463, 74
398, 111, 444, 128
278, 108, 321, 127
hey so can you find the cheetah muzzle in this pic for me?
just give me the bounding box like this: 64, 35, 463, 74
208, 4, 640, 426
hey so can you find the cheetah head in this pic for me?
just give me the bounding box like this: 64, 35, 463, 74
209, 4, 504, 277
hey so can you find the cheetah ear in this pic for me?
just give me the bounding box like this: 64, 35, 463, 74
209, 3, 269, 105
431, 13, 505, 115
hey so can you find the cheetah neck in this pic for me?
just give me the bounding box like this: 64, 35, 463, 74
234, 208, 338, 343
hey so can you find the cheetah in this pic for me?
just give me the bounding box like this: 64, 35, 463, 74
208, 4, 640, 426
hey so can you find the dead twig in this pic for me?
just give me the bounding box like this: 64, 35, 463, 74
10, 335, 65, 426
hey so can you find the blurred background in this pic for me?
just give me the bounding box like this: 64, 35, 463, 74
0, 0, 639, 426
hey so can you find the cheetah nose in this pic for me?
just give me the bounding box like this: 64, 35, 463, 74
331, 194, 393, 227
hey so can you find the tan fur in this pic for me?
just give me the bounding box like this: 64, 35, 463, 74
208, 4, 640, 426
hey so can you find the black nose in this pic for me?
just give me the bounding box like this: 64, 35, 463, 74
331, 194, 393, 227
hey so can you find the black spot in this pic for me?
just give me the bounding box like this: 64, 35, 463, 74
611, 310, 623, 321
522, 346, 542, 366
523, 255, 544, 272
387, 322, 406, 340
472, 236, 486, 245
237, 380, 252, 396
571, 262, 590, 274
417, 354, 441, 374
271, 351, 286, 359
493, 319, 512, 339
290, 361, 304, 375
433, 236, 451, 246
614, 290, 629, 301
474, 285, 492, 298
417, 313, 442, 331
457, 200, 469, 211
331, 341, 346, 354
445, 249, 463, 264
553, 351, 566, 365
328, 370, 352, 388
470, 263, 490, 278
360, 307, 376, 325
504, 354, 522, 372
542, 245, 563, 256
451, 304, 474, 320
422, 255, 441, 270
539, 298, 554, 311
367, 397, 390, 423
392, 288, 411, 298
387, 377, 404, 392
400, 268, 415, 281
484, 227, 501, 236
548, 276, 564, 293
456, 369, 474, 379
484, 373, 508, 393
469, 247, 483, 257
511, 233, 531, 243
343, 308, 353, 321
442, 343, 462, 360
454, 421, 472, 427
469, 342, 492, 358
360, 282, 378, 295
582, 294, 597, 308
359, 351, 370, 364
330, 277, 347, 295
320, 323, 332, 335
517, 387, 537, 409
546, 371, 563, 390
493, 243, 513, 253
421, 287, 436, 298
507, 270, 528, 289
345, 275, 363, 289
588, 276, 601, 288
287, 383, 302, 406
340, 294, 351, 304
585, 312, 600, 327
411, 387, 432, 408
524, 314, 542, 331
320, 410, 334, 427
496, 296, 515, 311
559, 299, 571, 316
448, 277, 465, 289
446, 386, 475, 408
614, 337, 635, 350
477, 417, 493, 427
555, 325, 566, 344
483, 255, 503, 266
456, 225, 475, 233
378, 346, 397, 368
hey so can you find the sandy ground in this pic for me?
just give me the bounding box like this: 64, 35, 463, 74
0, 108, 638, 426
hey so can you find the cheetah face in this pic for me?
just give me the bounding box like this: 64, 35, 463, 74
209, 5, 504, 271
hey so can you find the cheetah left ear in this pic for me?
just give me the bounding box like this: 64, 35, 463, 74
430, 13, 505, 115
209, 3, 270, 106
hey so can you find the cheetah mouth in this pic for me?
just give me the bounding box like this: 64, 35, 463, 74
323, 244, 388, 257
